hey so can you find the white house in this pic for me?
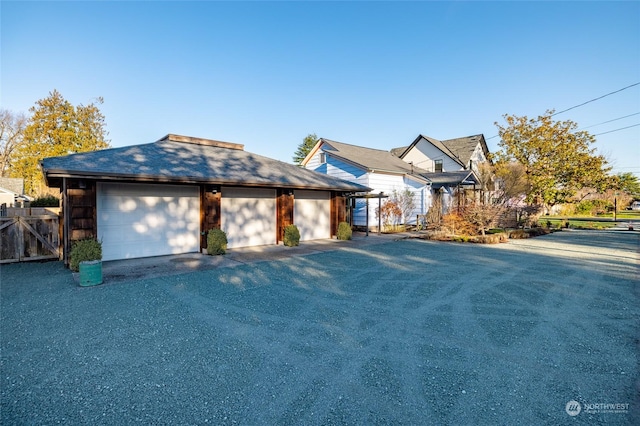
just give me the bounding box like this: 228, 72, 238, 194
303, 134, 489, 229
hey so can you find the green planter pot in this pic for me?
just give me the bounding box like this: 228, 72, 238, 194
79, 260, 103, 287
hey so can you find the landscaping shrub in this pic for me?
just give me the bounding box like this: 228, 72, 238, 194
283, 224, 300, 247
30, 195, 60, 207
69, 238, 102, 272
336, 221, 352, 240
207, 229, 227, 255
574, 199, 613, 216
440, 212, 475, 236
509, 229, 529, 239
527, 227, 551, 237
474, 234, 503, 244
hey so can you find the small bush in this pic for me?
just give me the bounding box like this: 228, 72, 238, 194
528, 227, 551, 237
207, 229, 227, 255
336, 222, 352, 240
474, 234, 503, 244
283, 224, 300, 247
30, 195, 60, 207
509, 229, 529, 239
69, 238, 102, 272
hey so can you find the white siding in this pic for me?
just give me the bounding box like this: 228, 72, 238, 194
403, 137, 462, 172
469, 144, 487, 174
307, 154, 368, 185
353, 173, 428, 227
0, 192, 15, 207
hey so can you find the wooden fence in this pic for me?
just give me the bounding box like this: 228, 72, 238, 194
0, 207, 60, 217
0, 215, 60, 263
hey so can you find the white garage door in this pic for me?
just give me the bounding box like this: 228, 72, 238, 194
294, 190, 331, 241
97, 183, 200, 261
221, 187, 276, 248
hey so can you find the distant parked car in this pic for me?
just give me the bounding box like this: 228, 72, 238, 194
628, 201, 640, 211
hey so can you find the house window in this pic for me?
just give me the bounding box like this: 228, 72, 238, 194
319, 152, 326, 164
434, 159, 443, 172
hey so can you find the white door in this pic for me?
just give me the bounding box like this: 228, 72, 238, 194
294, 190, 331, 241
97, 183, 200, 261
221, 187, 276, 248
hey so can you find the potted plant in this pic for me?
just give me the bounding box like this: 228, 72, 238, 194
69, 238, 103, 286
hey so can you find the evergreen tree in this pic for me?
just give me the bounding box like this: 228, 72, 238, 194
292, 133, 318, 165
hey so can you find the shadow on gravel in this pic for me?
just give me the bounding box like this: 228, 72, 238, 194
1, 231, 638, 425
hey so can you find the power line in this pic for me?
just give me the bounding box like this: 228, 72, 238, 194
487, 83, 640, 141
581, 112, 640, 129
552, 82, 640, 116
593, 123, 640, 136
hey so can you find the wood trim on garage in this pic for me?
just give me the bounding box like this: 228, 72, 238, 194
331, 192, 347, 237
200, 185, 221, 250
62, 178, 97, 265
276, 189, 294, 243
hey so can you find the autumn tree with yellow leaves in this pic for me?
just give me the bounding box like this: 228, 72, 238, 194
494, 111, 612, 209
10, 90, 110, 195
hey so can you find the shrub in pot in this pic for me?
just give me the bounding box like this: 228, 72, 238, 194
283, 224, 300, 247
69, 238, 103, 286
336, 221, 352, 240
69, 238, 102, 272
207, 229, 228, 255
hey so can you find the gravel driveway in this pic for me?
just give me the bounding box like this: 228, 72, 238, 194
1, 230, 638, 425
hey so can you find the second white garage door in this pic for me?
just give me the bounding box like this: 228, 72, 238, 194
294, 190, 331, 241
221, 187, 277, 248
97, 183, 200, 261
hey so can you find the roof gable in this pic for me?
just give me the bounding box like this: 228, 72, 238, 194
440, 134, 488, 166
399, 134, 489, 168
41, 135, 369, 192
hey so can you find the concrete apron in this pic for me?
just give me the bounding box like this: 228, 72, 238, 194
101, 233, 399, 284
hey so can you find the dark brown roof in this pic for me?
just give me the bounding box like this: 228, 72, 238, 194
41, 135, 369, 192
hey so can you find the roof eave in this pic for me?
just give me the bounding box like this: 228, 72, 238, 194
42, 169, 367, 192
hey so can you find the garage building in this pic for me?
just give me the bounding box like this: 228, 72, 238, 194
41, 134, 368, 263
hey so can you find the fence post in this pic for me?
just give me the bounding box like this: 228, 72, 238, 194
16, 218, 24, 261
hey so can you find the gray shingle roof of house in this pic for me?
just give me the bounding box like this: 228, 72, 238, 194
393, 134, 489, 168
321, 139, 429, 176
389, 146, 408, 157
41, 135, 369, 192
0, 177, 24, 195
440, 134, 488, 166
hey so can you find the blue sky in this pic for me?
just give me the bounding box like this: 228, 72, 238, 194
2, 1, 639, 176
